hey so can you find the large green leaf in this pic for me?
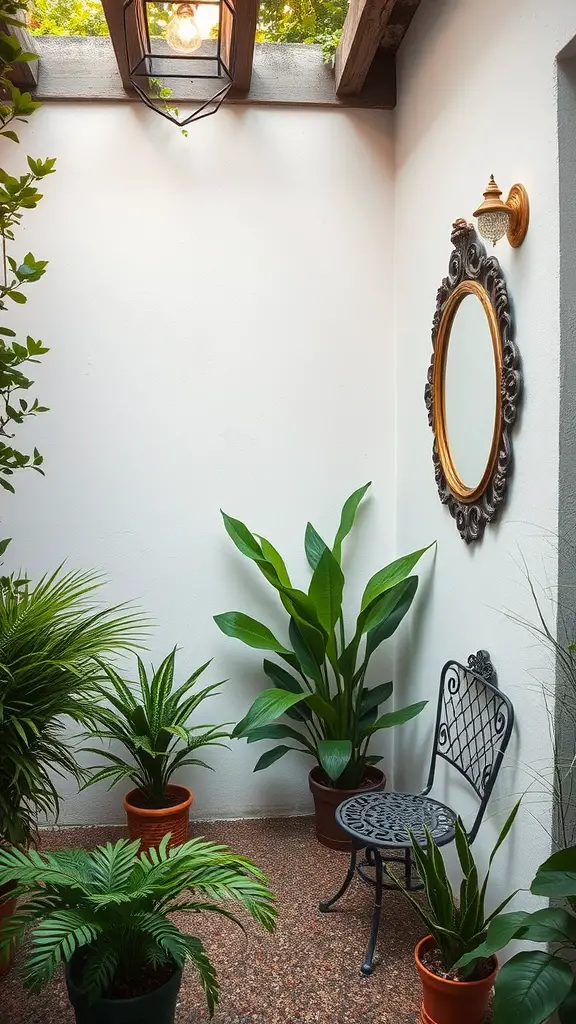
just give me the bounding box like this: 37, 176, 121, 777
359, 576, 419, 636
305, 693, 337, 725
246, 723, 313, 752
317, 739, 352, 782
253, 745, 296, 771
214, 612, 291, 654
531, 845, 576, 897
221, 511, 263, 561
262, 659, 312, 723
360, 682, 393, 714
289, 618, 325, 680
233, 688, 307, 738
332, 482, 371, 563
305, 522, 328, 571
513, 907, 576, 944
361, 544, 433, 611
367, 701, 427, 733
308, 547, 345, 634
257, 536, 291, 586
365, 576, 419, 659
493, 951, 573, 1024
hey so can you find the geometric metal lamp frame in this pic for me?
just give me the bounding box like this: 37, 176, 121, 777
123, 0, 236, 127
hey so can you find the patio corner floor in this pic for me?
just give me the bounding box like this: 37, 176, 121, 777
1, 816, 426, 1023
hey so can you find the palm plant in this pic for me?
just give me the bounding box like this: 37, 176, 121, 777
0, 567, 146, 847
389, 802, 520, 979
82, 649, 231, 807
0, 835, 276, 1014
215, 482, 433, 788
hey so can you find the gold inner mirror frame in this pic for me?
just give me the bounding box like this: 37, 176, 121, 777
433, 280, 503, 504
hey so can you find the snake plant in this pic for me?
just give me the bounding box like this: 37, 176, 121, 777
215, 482, 434, 788
388, 801, 520, 978
82, 649, 231, 807
0, 835, 276, 1014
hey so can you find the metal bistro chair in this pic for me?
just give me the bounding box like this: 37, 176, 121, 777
318, 650, 514, 976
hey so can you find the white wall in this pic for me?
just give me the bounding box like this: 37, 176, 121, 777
393, 0, 576, 912
1, 103, 396, 823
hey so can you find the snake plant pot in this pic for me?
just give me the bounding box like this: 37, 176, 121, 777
66, 961, 182, 1024
308, 766, 385, 851
415, 936, 497, 1024
123, 784, 193, 853
0, 882, 17, 977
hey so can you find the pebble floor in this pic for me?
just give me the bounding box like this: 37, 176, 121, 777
0, 816, 427, 1024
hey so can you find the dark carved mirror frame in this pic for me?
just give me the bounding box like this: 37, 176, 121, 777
424, 220, 522, 544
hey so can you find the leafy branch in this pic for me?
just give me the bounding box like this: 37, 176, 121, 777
0, 17, 55, 543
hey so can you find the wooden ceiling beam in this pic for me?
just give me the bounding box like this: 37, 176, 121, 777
101, 0, 146, 92
335, 0, 421, 96
228, 0, 259, 92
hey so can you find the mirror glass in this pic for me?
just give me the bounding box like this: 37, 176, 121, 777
444, 293, 497, 489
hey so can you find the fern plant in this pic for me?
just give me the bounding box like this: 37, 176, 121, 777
0, 835, 277, 1013
0, 566, 146, 846
82, 649, 231, 807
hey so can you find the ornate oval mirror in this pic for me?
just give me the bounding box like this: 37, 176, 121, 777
425, 221, 522, 543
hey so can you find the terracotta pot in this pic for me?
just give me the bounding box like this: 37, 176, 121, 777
415, 935, 497, 1024
0, 881, 17, 977
123, 785, 193, 853
308, 766, 385, 851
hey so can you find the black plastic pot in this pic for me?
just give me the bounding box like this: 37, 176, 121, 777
65, 961, 182, 1024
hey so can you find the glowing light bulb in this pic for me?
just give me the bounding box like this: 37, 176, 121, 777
165, 4, 202, 53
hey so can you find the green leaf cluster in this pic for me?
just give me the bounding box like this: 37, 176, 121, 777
0, 23, 54, 549
0, 833, 276, 1014
390, 801, 521, 978
214, 483, 433, 788
82, 648, 231, 807
0, 566, 147, 846
457, 843, 576, 1024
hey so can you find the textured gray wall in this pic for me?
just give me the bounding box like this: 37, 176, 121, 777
555, 53, 576, 849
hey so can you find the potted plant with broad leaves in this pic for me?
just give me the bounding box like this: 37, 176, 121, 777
82, 649, 231, 851
0, 567, 145, 975
214, 482, 434, 850
387, 803, 520, 1024
0, 834, 276, 1024
455, 843, 576, 1024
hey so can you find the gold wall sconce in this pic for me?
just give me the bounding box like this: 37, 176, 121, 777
473, 176, 530, 247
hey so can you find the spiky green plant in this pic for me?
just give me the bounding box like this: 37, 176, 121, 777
82, 649, 231, 807
0, 566, 146, 846
387, 802, 520, 979
0, 835, 277, 1013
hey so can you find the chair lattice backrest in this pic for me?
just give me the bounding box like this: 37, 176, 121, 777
425, 650, 514, 842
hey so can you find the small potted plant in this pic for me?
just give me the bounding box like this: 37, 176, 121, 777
388, 802, 520, 1024
0, 834, 276, 1023
456, 843, 576, 1024
83, 648, 230, 851
214, 482, 433, 849
0, 566, 145, 974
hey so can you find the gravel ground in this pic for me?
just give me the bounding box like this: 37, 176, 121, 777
0, 816, 428, 1024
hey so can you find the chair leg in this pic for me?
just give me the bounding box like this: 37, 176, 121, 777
361, 848, 383, 976
318, 849, 357, 912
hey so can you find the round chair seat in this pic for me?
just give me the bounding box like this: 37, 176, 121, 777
336, 791, 457, 848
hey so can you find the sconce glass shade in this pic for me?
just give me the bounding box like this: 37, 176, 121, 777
476, 209, 510, 246
473, 175, 511, 247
